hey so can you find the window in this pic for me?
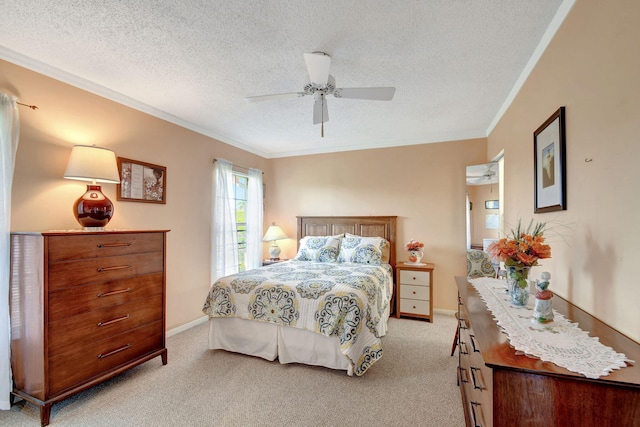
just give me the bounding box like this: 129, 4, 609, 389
233, 173, 248, 271
212, 159, 263, 279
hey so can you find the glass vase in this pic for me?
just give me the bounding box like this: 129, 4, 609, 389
506, 265, 531, 306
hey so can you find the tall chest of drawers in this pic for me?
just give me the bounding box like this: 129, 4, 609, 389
9, 230, 169, 426
455, 276, 640, 427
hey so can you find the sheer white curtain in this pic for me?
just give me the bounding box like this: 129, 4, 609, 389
245, 168, 263, 270
211, 159, 238, 282
466, 193, 471, 250
0, 93, 19, 410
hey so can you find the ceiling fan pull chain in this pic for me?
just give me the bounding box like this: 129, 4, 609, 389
321, 93, 325, 138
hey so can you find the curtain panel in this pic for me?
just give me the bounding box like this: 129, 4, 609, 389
211, 159, 238, 282
245, 168, 263, 270
0, 93, 20, 410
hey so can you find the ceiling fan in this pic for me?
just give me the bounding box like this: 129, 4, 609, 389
466, 163, 498, 185
245, 52, 396, 137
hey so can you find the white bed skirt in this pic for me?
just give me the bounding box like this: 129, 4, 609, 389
208, 305, 390, 376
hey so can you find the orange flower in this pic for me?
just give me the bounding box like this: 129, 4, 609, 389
486, 220, 551, 267
405, 239, 424, 251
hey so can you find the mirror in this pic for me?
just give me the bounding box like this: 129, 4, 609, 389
466, 161, 502, 251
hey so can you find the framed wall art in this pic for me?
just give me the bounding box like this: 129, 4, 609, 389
485, 200, 499, 210
534, 107, 566, 213
116, 157, 166, 204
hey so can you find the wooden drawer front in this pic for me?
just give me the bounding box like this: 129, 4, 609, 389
47, 233, 163, 262
48, 252, 164, 291
49, 273, 163, 321
400, 284, 429, 301
399, 270, 430, 286
462, 366, 492, 427
48, 294, 163, 357
49, 321, 163, 395
459, 320, 493, 427
399, 298, 429, 315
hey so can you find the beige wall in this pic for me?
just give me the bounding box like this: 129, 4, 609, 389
267, 141, 488, 312
1, 60, 269, 331
488, 0, 640, 341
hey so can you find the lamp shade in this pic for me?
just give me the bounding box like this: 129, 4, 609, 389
263, 224, 287, 242
63, 145, 121, 183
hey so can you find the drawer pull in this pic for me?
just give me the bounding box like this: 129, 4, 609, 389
98, 343, 132, 359
97, 314, 130, 327
98, 288, 132, 298
458, 317, 468, 330
470, 334, 480, 353
97, 242, 132, 248
97, 265, 132, 272
459, 341, 468, 355
470, 401, 483, 427
470, 367, 485, 390
458, 367, 469, 383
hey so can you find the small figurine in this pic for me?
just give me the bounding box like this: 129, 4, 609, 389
532, 272, 554, 323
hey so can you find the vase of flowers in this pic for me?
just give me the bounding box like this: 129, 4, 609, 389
487, 219, 551, 306
405, 239, 425, 264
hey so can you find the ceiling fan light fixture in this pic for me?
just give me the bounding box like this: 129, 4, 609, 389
245, 52, 396, 134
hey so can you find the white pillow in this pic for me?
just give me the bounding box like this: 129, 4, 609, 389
338, 235, 388, 265
293, 236, 341, 262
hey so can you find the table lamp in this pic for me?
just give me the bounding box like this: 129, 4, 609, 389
63, 144, 121, 230
263, 222, 288, 260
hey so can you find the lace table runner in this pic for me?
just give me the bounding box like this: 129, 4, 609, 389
468, 277, 632, 379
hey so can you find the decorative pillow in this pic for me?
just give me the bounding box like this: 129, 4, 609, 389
338, 235, 388, 265
344, 234, 391, 264
466, 250, 496, 278
293, 236, 340, 262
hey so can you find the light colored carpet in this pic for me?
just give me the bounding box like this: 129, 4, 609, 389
2, 313, 465, 426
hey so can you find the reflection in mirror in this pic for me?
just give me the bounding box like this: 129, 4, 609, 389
466, 162, 500, 251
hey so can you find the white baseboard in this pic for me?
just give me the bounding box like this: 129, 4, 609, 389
433, 308, 457, 317
167, 315, 208, 337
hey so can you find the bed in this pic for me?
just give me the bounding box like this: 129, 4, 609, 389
202, 215, 397, 376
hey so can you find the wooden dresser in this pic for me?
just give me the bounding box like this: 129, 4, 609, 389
395, 262, 434, 321
455, 276, 640, 427
9, 230, 169, 426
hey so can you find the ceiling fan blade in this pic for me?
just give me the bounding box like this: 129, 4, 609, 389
313, 95, 329, 125
304, 52, 331, 86
467, 177, 487, 185
244, 92, 305, 102
334, 87, 396, 101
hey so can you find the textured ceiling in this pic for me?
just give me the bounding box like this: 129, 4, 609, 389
0, 1, 572, 158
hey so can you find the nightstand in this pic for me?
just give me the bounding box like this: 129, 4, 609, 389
262, 259, 288, 266
395, 262, 434, 321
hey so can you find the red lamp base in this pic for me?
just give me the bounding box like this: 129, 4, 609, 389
73, 184, 114, 229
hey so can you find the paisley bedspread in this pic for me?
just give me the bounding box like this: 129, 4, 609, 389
202, 260, 393, 376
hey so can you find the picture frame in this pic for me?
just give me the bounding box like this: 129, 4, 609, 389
534, 107, 566, 213
485, 214, 500, 230
116, 157, 166, 204
485, 200, 499, 210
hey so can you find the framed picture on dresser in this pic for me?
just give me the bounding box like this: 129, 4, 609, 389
534, 106, 566, 213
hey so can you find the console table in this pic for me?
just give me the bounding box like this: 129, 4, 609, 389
455, 276, 640, 427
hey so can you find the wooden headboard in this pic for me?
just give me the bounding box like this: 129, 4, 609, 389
296, 216, 397, 268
